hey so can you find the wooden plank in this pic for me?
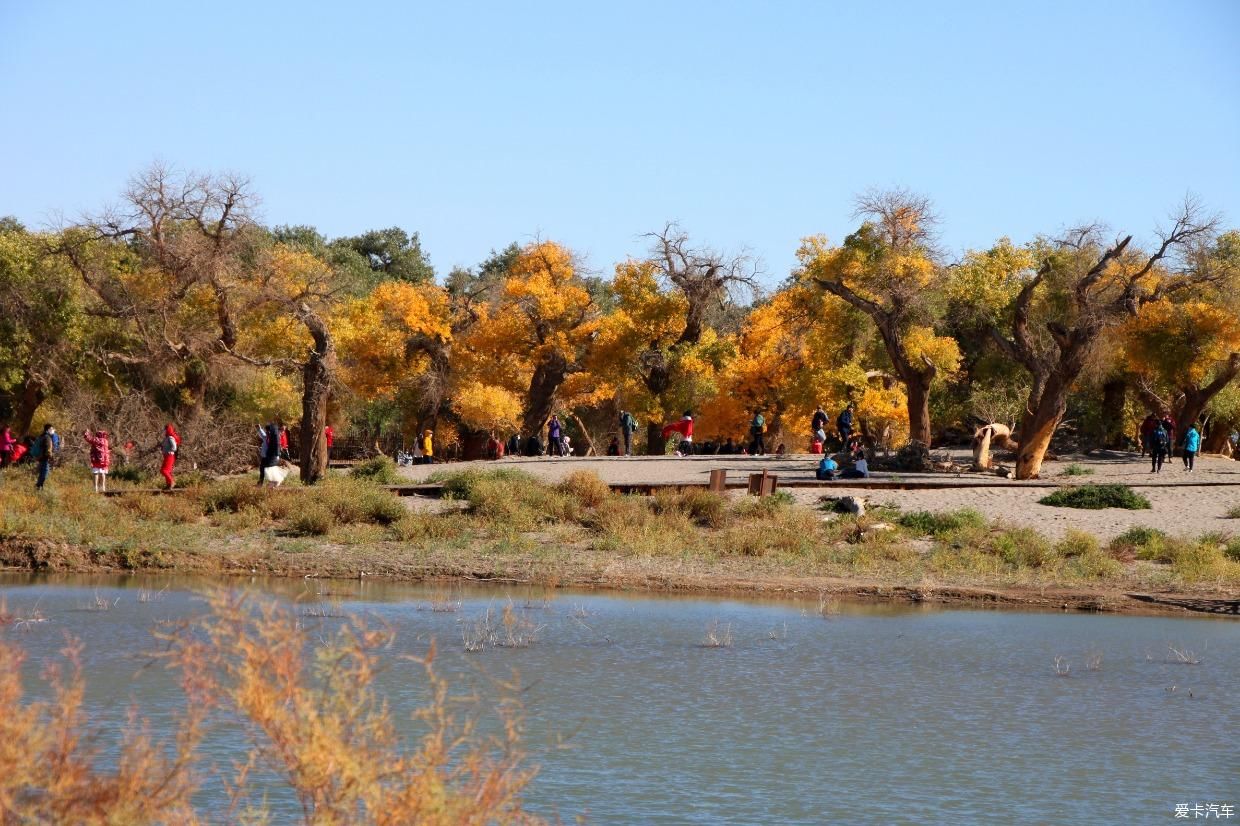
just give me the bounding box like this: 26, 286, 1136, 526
708, 469, 727, 492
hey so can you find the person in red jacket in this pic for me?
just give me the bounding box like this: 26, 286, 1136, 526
159, 424, 180, 489
1138, 414, 1157, 457
661, 411, 694, 456
83, 429, 111, 493
324, 424, 334, 460
278, 424, 290, 460
0, 425, 15, 468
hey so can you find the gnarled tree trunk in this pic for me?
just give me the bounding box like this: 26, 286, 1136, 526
297, 306, 334, 485
520, 350, 569, 439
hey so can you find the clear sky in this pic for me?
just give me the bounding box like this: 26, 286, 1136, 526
2, 0, 1237, 285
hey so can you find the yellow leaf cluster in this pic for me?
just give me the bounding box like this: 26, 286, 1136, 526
1124, 300, 1240, 387
451, 381, 523, 433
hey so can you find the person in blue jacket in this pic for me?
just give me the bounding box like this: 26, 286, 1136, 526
816, 454, 839, 481
1182, 423, 1201, 472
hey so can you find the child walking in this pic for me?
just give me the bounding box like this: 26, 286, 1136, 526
83, 429, 111, 493
159, 424, 180, 489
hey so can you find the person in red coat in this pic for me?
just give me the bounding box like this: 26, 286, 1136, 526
83, 429, 111, 493
661, 411, 695, 456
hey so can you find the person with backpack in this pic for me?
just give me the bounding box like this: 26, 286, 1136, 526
837, 403, 855, 446
83, 428, 111, 493
33, 424, 55, 490
1160, 414, 1176, 453
0, 424, 15, 468
750, 411, 766, 455
619, 410, 639, 456
506, 432, 522, 457
1150, 422, 1170, 473
1182, 423, 1201, 472
159, 424, 180, 489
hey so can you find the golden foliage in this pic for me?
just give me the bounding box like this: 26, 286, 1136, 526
452, 381, 523, 433
1124, 300, 1240, 387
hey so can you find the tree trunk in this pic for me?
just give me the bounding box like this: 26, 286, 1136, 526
1203, 417, 1234, 454
1016, 378, 1070, 479
1100, 379, 1126, 449
297, 306, 335, 485
972, 423, 1013, 470
568, 413, 595, 456
906, 374, 933, 446
12, 378, 46, 437
645, 421, 665, 456
520, 350, 569, 438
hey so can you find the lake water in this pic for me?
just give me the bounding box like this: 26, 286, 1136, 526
1, 574, 1235, 824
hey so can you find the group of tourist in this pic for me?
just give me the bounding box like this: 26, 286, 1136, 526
1138, 413, 1202, 473
0, 421, 179, 492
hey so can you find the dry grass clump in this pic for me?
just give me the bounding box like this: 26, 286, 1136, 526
307, 478, 407, 526
556, 470, 610, 509
0, 590, 540, 824
435, 469, 575, 531
650, 489, 727, 528
1169, 539, 1240, 584
390, 512, 472, 543
1056, 530, 1123, 580
897, 508, 986, 538
991, 526, 1060, 568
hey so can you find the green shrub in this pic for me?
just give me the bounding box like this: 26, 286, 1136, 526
288, 503, 333, 536
1067, 548, 1124, 579
1170, 541, 1240, 584
109, 465, 149, 485
200, 480, 271, 515
1225, 504, 1240, 519
1055, 530, 1101, 558
1223, 537, 1240, 562
992, 527, 1059, 568
1038, 484, 1151, 510
1060, 463, 1094, 477
898, 508, 986, 537
1108, 526, 1167, 558
350, 455, 401, 485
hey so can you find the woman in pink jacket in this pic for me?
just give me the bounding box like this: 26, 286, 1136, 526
83, 429, 111, 493
0, 425, 15, 468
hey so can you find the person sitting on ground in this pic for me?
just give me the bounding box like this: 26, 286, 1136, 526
606, 435, 621, 456
523, 433, 543, 457
83, 428, 111, 493
485, 431, 504, 460
816, 454, 839, 481
775, 442, 786, 456
840, 452, 869, 479
506, 433, 521, 457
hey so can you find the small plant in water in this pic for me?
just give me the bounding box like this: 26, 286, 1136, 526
1053, 656, 1071, 677
137, 585, 168, 603
1167, 644, 1202, 665
569, 602, 591, 618
816, 592, 840, 619
699, 620, 734, 648
300, 599, 345, 619
81, 590, 119, 612
419, 592, 462, 613
1084, 650, 1103, 671
499, 601, 544, 647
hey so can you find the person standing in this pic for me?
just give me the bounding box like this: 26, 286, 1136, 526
619, 410, 638, 456
33, 424, 55, 490
750, 410, 766, 455
837, 403, 855, 447
1138, 414, 1157, 458
421, 429, 434, 464
547, 416, 563, 457
159, 424, 180, 489
278, 424, 290, 460
258, 422, 280, 486
506, 432, 521, 457
0, 424, 15, 468
324, 424, 334, 460
83, 429, 111, 493
1160, 414, 1177, 453
1149, 422, 1170, 473
811, 405, 828, 438
1182, 423, 1201, 472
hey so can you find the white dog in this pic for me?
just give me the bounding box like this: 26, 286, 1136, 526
262, 463, 291, 487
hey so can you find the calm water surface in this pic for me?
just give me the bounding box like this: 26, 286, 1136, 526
1, 574, 1235, 824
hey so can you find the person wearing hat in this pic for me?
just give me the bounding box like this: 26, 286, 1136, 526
83, 428, 112, 493
422, 429, 434, 464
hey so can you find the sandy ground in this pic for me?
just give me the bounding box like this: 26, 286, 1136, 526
398, 449, 1240, 541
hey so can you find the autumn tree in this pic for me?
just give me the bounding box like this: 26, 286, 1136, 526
1123, 230, 1240, 432
456, 241, 596, 438
989, 202, 1219, 478
800, 190, 961, 445
0, 221, 86, 434
591, 225, 755, 453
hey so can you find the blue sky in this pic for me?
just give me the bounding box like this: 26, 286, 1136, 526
2, 0, 1237, 285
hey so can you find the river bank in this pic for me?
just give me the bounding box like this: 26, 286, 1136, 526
2, 463, 1238, 617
